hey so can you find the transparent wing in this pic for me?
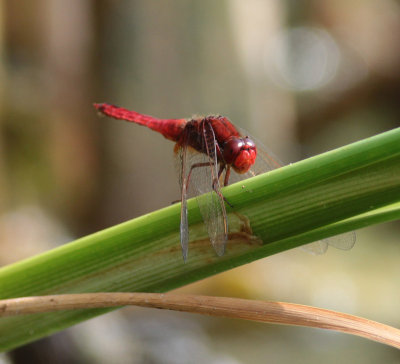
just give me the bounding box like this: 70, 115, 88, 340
175, 123, 228, 258
195, 121, 228, 256
230, 127, 356, 254
176, 143, 189, 262
302, 231, 357, 255
301, 240, 329, 255
325, 231, 356, 250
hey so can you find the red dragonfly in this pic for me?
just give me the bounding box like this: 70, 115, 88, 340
94, 103, 282, 261
94, 103, 355, 261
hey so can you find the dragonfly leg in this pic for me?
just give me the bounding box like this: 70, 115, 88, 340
218, 164, 233, 208
171, 163, 211, 204
212, 177, 233, 208
186, 162, 211, 190
179, 162, 233, 208
223, 165, 231, 187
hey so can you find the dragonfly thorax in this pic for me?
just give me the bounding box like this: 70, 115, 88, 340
223, 137, 257, 173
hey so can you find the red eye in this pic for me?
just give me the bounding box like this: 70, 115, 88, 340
223, 138, 243, 164
223, 137, 257, 173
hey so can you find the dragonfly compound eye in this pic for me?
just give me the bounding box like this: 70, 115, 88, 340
223, 137, 257, 173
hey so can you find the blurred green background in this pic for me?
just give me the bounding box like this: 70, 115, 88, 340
1, 1, 400, 363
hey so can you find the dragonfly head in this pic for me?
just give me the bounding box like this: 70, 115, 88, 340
223, 137, 257, 174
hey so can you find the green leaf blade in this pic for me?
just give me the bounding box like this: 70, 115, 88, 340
0, 128, 400, 351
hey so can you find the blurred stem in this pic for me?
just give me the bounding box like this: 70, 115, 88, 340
0, 127, 399, 351
1, 293, 400, 349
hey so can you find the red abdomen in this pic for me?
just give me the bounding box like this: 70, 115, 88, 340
94, 103, 187, 142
